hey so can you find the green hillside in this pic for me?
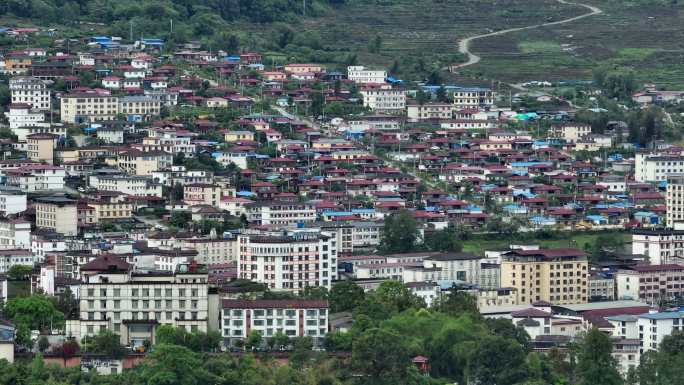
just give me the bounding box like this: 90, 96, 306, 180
0, 0, 583, 81
465, 0, 684, 88
3, 0, 684, 87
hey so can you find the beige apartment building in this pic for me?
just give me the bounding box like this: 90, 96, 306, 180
117, 150, 173, 176
87, 192, 133, 223
78, 255, 209, 349
500, 248, 589, 305
60, 94, 119, 123
34, 196, 78, 236
26, 133, 57, 164
183, 183, 222, 207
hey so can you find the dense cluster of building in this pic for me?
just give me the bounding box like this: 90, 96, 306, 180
1, 30, 684, 378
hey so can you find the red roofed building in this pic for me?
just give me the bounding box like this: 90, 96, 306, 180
616, 264, 684, 304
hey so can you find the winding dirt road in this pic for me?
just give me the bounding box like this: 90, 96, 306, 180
451, 0, 603, 71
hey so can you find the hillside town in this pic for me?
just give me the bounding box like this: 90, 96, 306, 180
1, 27, 684, 382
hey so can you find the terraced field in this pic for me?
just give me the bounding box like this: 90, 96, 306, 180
465, 0, 684, 87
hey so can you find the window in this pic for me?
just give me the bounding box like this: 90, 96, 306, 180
132, 289, 139, 297
113, 288, 121, 297
154, 288, 162, 297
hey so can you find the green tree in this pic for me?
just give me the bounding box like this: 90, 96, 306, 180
37, 335, 50, 353
7, 265, 33, 280
51, 288, 79, 320
245, 330, 263, 351
323, 330, 352, 352
300, 285, 328, 300
139, 344, 213, 385
289, 336, 313, 369
424, 227, 463, 252
380, 210, 420, 253
638, 332, 684, 385
485, 318, 531, 352
468, 335, 529, 385
267, 331, 290, 351
83, 330, 127, 359
352, 328, 411, 383
329, 280, 365, 313
434, 287, 479, 317
168, 211, 192, 228
3, 295, 64, 346
576, 328, 623, 385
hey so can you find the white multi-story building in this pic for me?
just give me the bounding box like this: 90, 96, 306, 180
237, 231, 337, 292
246, 201, 317, 226
0, 219, 31, 250
12, 125, 66, 142
347, 66, 387, 84
5, 104, 48, 130
221, 299, 328, 347
31, 235, 67, 262
78, 256, 209, 348
360, 86, 406, 114
136, 130, 196, 157
89, 174, 163, 197
632, 226, 684, 265
0, 249, 34, 273
0, 189, 27, 216
5, 164, 66, 192
452, 87, 495, 109
608, 311, 684, 360
635, 152, 684, 182
9, 77, 51, 111
667, 174, 684, 226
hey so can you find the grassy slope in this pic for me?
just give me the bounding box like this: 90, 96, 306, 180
235, 0, 583, 73
465, 0, 684, 88
462, 231, 630, 256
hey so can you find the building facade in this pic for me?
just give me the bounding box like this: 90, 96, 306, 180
221, 299, 328, 347
79, 256, 209, 348
237, 231, 337, 292
500, 248, 589, 305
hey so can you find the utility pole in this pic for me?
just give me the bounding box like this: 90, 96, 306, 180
129, 20, 133, 43
303, 0, 306, 16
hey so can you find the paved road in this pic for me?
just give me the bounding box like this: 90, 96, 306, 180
451, 0, 603, 71
273, 106, 322, 131
133, 215, 169, 230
